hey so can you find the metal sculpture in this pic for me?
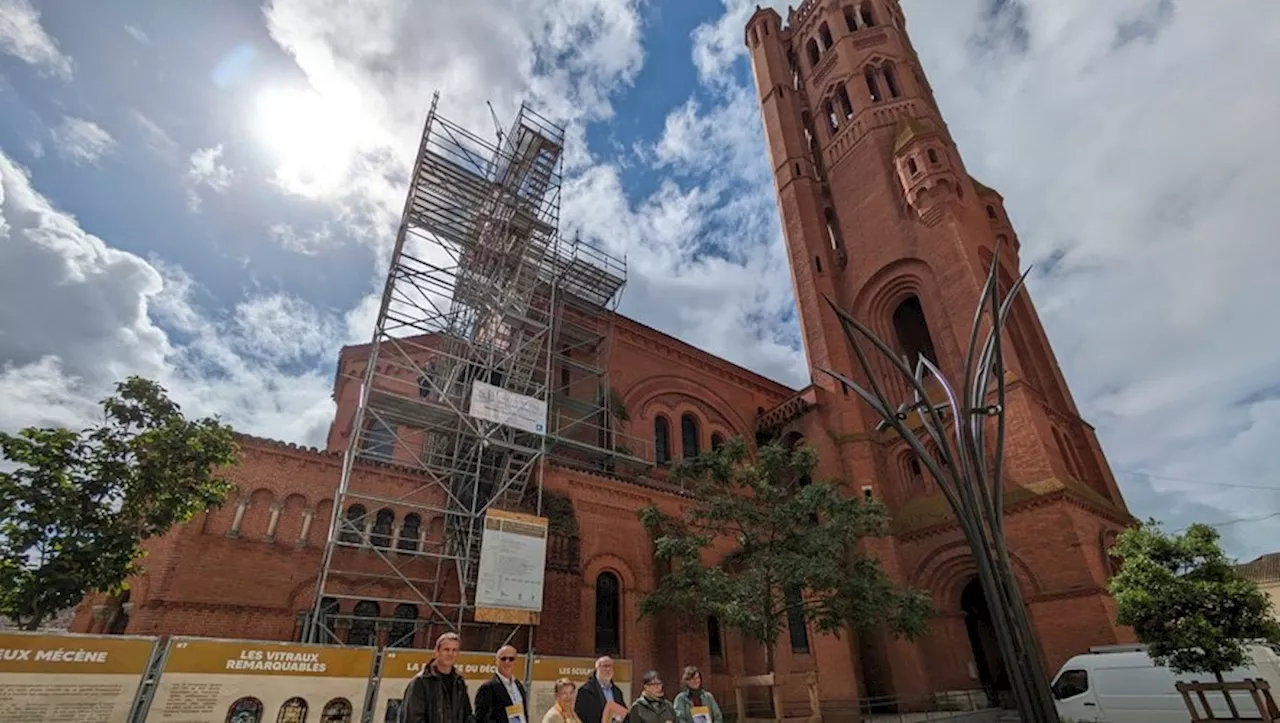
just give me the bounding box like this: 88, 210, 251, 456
817, 241, 1060, 722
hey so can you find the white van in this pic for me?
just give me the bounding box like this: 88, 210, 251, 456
1051, 643, 1280, 722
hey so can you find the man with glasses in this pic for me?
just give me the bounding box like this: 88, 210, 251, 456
476, 645, 529, 723
574, 656, 626, 723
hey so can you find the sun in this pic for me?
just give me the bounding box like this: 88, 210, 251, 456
253, 85, 365, 199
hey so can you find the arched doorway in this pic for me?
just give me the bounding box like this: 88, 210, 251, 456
960, 578, 1010, 707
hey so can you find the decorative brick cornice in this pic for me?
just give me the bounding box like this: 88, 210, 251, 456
895, 477, 1134, 542
1026, 585, 1109, 604
613, 321, 792, 401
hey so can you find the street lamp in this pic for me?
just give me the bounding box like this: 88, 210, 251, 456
817, 241, 1060, 723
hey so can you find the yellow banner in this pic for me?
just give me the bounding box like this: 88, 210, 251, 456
146, 638, 373, 723
159, 637, 374, 678
530, 656, 633, 684
0, 631, 157, 676
0, 632, 159, 723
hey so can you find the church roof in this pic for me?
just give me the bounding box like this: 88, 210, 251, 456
970, 175, 997, 195
1237, 552, 1280, 584
892, 116, 938, 154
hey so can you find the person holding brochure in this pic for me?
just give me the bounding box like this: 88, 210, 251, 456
672, 667, 723, 723
541, 678, 582, 723
401, 632, 475, 723
622, 670, 676, 723
574, 656, 628, 723
475, 645, 530, 723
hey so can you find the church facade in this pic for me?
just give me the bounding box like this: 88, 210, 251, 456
74, 0, 1136, 717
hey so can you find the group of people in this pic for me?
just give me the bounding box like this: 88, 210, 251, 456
399, 632, 725, 723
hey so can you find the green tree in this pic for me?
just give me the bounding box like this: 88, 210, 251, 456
1108, 519, 1278, 685
637, 436, 933, 670
0, 377, 239, 629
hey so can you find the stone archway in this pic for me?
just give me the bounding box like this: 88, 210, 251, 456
960, 578, 1009, 708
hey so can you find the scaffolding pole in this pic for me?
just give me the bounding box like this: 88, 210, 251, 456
308, 94, 644, 651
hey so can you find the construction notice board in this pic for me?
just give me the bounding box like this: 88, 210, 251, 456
374, 650, 503, 723
0, 630, 159, 723
143, 637, 374, 722
474, 509, 549, 625
527, 656, 633, 723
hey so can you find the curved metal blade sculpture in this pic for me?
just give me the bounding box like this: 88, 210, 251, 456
817, 241, 1060, 723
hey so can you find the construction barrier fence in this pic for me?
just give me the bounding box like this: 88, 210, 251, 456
0, 631, 632, 723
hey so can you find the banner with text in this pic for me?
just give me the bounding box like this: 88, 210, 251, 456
528, 656, 633, 723
475, 509, 549, 625
0, 630, 159, 723
143, 637, 374, 723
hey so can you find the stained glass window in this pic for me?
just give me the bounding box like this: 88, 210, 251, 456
225, 697, 263, 723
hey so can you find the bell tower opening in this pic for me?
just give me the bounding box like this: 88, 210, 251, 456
892, 296, 937, 367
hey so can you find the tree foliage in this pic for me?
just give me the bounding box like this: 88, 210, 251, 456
637, 436, 933, 667
0, 377, 239, 629
1108, 518, 1279, 677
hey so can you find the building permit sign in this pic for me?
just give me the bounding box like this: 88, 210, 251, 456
474, 509, 549, 625
469, 381, 548, 435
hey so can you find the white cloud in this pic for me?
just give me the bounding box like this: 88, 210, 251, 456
0, 150, 338, 446
50, 117, 116, 165
0, 0, 73, 80
185, 144, 234, 212
131, 110, 178, 159
268, 222, 334, 255
123, 24, 149, 45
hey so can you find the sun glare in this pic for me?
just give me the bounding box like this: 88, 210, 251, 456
254, 86, 365, 199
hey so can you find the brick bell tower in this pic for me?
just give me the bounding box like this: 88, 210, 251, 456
746, 0, 1136, 708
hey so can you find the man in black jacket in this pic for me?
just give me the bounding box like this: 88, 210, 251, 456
574, 656, 627, 723
474, 645, 529, 723
402, 632, 475, 723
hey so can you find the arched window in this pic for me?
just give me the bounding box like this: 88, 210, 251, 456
225, 697, 264, 723
987, 204, 998, 219
276, 697, 308, 723
785, 586, 810, 652
370, 508, 394, 548
824, 207, 843, 250
312, 597, 339, 645
361, 418, 395, 461
892, 296, 938, 368
681, 413, 700, 459
864, 67, 882, 102
928, 148, 939, 164
711, 433, 726, 451
398, 513, 421, 551
835, 84, 854, 119
339, 505, 365, 544
595, 572, 621, 654
806, 38, 820, 66
389, 603, 417, 648
860, 2, 876, 27
655, 416, 671, 466
843, 5, 858, 31
818, 22, 834, 50
823, 100, 838, 134
708, 615, 724, 661
883, 63, 901, 98
907, 158, 918, 175
347, 601, 379, 646
321, 699, 353, 723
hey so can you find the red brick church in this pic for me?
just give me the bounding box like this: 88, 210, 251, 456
74, 0, 1135, 716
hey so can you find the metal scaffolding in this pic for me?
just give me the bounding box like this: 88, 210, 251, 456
307, 95, 648, 648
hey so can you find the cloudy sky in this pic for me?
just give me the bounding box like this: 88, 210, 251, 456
1, 0, 1278, 561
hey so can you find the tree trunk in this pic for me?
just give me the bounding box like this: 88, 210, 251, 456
1214, 670, 1241, 718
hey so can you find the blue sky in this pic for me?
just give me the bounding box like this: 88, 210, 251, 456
2, 0, 1280, 561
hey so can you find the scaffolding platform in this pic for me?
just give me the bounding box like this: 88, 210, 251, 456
308, 94, 639, 649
